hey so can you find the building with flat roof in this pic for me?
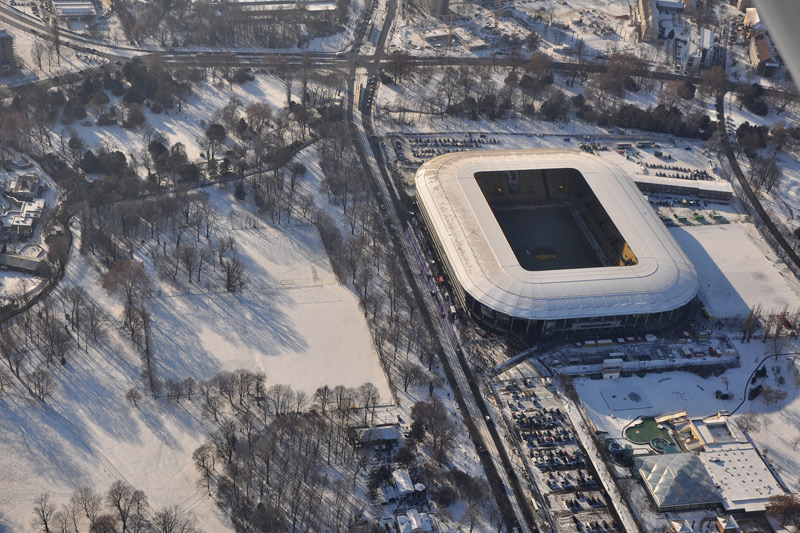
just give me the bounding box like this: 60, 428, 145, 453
700, 445, 784, 513
414, 0, 448, 18
670, 412, 785, 514
4, 174, 44, 202
415, 150, 698, 336
687, 412, 742, 449
0, 30, 15, 74
53, 0, 95, 19
1, 198, 45, 241
633, 171, 734, 202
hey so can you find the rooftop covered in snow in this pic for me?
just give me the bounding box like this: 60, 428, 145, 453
700, 445, 785, 513
415, 149, 699, 321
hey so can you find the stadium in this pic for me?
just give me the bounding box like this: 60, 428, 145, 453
414, 149, 699, 336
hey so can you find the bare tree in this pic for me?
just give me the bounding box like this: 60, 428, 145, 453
459, 502, 481, 533
179, 244, 198, 282
32, 492, 57, 533
736, 411, 762, 433
212, 420, 238, 464
53, 509, 71, 533
314, 385, 332, 415
126, 387, 143, 407
411, 398, 458, 464
398, 360, 426, 392
0, 368, 11, 394
71, 487, 102, 528
1, 328, 25, 377
193, 443, 216, 494
767, 494, 800, 527
221, 256, 246, 292
152, 506, 199, 533
28, 366, 56, 402
106, 480, 147, 533
102, 260, 153, 309
90, 514, 117, 532
32, 40, 46, 71
215, 235, 235, 266
358, 382, 380, 425
85, 300, 108, 343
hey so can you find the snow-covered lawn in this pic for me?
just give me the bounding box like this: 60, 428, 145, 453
669, 222, 800, 318
0, 224, 231, 532
149, 223, 391, 400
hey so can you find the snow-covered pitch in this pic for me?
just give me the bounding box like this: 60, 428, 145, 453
415, 149, 698, 329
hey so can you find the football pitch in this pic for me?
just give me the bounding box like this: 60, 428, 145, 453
492, 206, 603, 271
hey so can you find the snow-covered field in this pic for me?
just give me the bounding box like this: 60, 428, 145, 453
149, 223, 391, 400
0, 191, 391, 531
0, 225, 231, 532
670, 223, 800, 318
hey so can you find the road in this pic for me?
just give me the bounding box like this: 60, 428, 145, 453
350, 84, 537, 532
343, 2, 539, 530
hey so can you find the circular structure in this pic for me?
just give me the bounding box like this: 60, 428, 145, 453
415, 149, 698, 336
608, 441, 624, 454
651, 437, 669, 452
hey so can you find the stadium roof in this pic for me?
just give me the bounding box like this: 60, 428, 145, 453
634, 453, 722, 510
415, 150, 698, 320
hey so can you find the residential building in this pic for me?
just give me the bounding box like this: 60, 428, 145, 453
0, 198, 45, 241
0, 29, 15, 74
4, 174, 45, 202
638, 0, 659, 42
415, 0, 448, 18
749, 34, 778, 76
0, 252, 47, 275
744, 7, 766, 37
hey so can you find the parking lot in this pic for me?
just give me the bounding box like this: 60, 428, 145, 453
389, 133, 500, 165
492, 379, 619, 533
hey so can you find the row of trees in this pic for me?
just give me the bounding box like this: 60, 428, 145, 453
383, 54, 718, 142
31, 481, 198, 533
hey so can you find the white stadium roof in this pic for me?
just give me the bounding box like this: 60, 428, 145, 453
415, 149, 698, 321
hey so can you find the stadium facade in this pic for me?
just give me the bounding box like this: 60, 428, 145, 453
414, 149, 699, 336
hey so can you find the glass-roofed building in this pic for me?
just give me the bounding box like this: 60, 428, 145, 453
634, 453, 723, 511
